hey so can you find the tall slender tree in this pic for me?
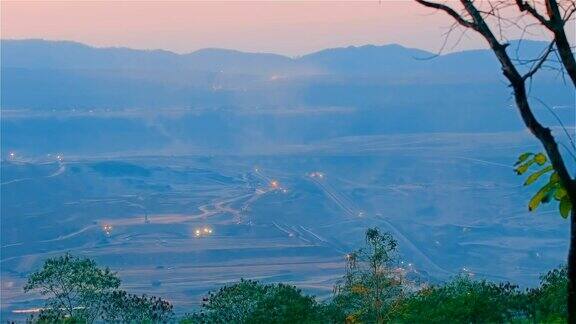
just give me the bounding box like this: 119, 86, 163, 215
414, 0, 576, 321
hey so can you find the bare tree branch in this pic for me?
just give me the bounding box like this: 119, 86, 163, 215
531, 96, 576, 151
515, 0, 554, 27
515, 0, 576, 85
413, 1, 576, 318
415, 0, 477, 29
522, 40, 556, 80
546, 0, 576, 86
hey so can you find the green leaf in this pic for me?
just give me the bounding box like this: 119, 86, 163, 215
515, 152, 534, 166
534, 153, 547, 165
542, 191, 553, 204
528, 181, 558, 211
554, 187, 567, 200
559, 196, 572, 219
550, 171, 560, 183
515, 160, 534, 175
524, 165, 554, 186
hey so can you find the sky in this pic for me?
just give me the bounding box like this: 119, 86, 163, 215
0, 0, 558, 56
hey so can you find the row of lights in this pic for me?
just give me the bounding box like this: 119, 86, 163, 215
6, 152, 63, 161
194, 227, 213, 237
101, 224, 215, 239
103, 224, 113, 236
308, 172, 325, 179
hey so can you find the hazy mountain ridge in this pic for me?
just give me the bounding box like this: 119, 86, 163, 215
1, 39, 311, 74
2, 39, 565, 111
1, 38, 548, 75
2, 39, 573, 156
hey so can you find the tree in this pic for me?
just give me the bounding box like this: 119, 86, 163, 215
395, 275, 526, 323
331, 228, 406, 323
182, 279, 325, 323
515, 0, 576, 85
413, 0, 576, 320
526, 266, 568, 322
24, 253, 121, 323
243, 283, 324, 323
101, 290, 174, 323
24, 253, 175, 323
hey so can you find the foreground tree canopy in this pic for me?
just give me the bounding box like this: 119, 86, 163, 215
24, 253, 174, 323
180, 228, 567, 324
22, 230, 567, 323
181, 280, 325, 324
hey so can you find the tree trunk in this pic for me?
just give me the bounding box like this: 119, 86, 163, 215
413, 1, 576, 319
569, 206, 576, 324
545, 0, 576, 88
553, 30, 576, 88
507, 62, 576, 324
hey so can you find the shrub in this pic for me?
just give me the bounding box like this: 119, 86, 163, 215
181, 279, 325, 323
394, 275, 526, 323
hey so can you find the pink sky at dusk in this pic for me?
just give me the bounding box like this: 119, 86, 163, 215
1, 1, 556, 56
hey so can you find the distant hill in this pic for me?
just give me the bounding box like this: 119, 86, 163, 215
1, 39, 573, 156
300, 44, 435, 74
2, 39, 552, 75
0, 39, 567, 110
1, 39, 311, 75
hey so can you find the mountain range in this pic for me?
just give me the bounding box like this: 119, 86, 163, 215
2, 39, 568, 111
1, 39, 573, 157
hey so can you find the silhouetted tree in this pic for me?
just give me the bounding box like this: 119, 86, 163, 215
414, 0, 576, 321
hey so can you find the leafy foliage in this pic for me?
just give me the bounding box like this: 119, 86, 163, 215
525, 266, 568, 322
394, 275, 525, 323
24, 253, 121, 323
330, 228, 406, 323
24, 253, 174, 323
515, 152, 572, 218
24, 241, 568, 323
181, 279, 325, 323
101, 290, 174, 323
